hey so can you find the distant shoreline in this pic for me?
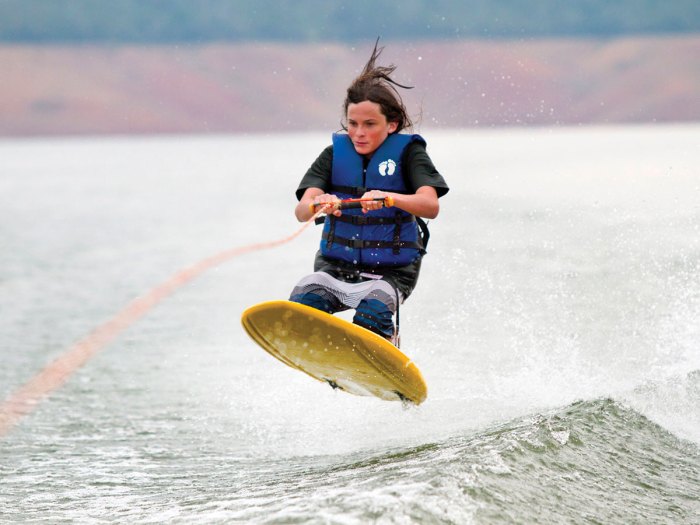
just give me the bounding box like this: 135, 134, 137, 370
2, 35, 699, 136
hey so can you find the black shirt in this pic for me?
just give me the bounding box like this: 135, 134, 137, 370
295, 141, 449, 201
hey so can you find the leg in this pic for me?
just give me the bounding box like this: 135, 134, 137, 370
352, 280, 400, 340
290, 271, 401, 339
289, 272, 345, 314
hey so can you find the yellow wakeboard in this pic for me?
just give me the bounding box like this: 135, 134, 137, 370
241, 300, 427, 404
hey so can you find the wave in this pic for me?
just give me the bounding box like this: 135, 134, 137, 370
227, 398, 700, 524
622, 369, 700, 446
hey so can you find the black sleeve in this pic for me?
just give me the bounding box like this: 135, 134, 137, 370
403, 141, 449, 198
295, 145, 333, 201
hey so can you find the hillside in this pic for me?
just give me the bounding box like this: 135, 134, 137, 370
2, 0, 699, 43
2, 35, 699, 136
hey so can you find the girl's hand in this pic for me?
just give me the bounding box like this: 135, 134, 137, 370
312, 194, 342, 216
360, 190, 389, 213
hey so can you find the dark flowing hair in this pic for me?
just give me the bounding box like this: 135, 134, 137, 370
342, 38, 413, 133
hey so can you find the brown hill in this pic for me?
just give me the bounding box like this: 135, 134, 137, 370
1, 35, 699, 136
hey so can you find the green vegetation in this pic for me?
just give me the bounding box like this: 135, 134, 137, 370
1, 0, 699, 43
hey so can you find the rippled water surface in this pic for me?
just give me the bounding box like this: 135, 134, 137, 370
1, 126, 699, 523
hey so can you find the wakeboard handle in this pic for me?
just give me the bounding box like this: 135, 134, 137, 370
310, 196, 395, 213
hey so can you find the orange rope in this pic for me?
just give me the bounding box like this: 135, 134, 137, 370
0, 211, 324, 437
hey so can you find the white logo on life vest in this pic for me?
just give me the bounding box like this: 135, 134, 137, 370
378, 159, 396, 176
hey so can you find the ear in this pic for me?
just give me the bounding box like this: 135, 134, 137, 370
388, 121, 399, 134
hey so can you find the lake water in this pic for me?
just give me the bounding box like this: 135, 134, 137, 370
1, 125, 699, 523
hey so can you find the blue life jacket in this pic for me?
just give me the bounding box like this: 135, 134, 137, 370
320, 132, 426, 267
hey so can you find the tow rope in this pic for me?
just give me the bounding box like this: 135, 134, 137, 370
0, 198, 392, 436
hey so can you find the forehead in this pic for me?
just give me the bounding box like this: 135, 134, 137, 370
347, 100, 386, 121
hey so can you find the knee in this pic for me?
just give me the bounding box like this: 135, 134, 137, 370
289, 291, 335, 313
353, 298, 394, 338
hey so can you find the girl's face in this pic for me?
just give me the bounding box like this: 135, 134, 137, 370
346, 100, 398, 156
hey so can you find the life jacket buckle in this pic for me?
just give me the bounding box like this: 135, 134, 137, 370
348, 238, 366, 249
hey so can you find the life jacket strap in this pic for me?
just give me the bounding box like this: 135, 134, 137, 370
416, 216, 430, 253
330, 213, 415, 226
326, 216, 337, 248
322, 231, 422, 251
321, 215, 430, 254
392, 211, 403, 254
